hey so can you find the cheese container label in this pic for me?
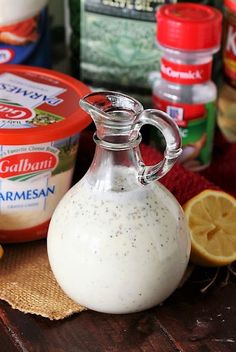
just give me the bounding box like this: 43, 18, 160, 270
0, 65, 91, 243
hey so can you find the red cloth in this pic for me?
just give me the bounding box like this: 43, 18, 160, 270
140, 131, 236, 205
200, 133, 236, 197
140, 144, 219, 206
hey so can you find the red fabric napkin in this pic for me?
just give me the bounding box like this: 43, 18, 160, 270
200, 133, 236, 198
140, 144, 219, 206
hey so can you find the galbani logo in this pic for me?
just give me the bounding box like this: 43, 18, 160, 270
0, 152, 58, 179
0, 103, 35, 120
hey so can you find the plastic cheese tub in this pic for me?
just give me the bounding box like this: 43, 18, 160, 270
0, 64, 91, 243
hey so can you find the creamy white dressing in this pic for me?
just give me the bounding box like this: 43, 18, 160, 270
47, 167, 190, 314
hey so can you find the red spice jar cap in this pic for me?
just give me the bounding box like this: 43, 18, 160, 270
156, 3, 222, 51
224, 0, 236, 12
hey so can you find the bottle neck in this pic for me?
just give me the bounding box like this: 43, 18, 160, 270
85, 137, 144, 192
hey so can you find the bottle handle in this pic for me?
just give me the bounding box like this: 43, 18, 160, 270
137, 109, 182, 185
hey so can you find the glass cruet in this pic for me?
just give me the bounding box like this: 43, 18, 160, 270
47, 91, 190, 314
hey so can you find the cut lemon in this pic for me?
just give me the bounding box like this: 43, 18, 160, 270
183, 190, 236, 267
0, 244, 3, 259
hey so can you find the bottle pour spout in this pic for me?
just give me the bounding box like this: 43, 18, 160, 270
80, 90, 182, 183
79, 91, 144, 144
79, 94, 106, 123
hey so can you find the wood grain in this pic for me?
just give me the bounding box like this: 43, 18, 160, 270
0, 271, 235, 352
0, 301, 176, 352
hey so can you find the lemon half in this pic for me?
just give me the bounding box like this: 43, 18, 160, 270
183, 190, 236, 267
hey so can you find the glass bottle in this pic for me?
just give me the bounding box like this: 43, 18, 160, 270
47, 91, 190, 314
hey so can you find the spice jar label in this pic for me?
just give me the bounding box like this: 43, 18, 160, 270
153, 96, 216, 170
160, 58, 212, 84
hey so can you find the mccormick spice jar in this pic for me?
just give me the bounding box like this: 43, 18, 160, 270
152, 3, 222, 171
0, 65, 91, 243
0, 0, 50, 67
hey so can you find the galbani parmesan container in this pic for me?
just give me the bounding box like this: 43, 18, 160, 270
0, 64, 91, 243
0, 0, 50, 67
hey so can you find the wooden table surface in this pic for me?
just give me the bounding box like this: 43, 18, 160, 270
0, 266, 235, 352
0, 130, 236, 352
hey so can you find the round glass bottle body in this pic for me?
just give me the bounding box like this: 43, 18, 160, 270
47, 91, 190, 314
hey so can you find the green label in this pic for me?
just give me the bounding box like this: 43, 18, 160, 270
179, 101, 216, 170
